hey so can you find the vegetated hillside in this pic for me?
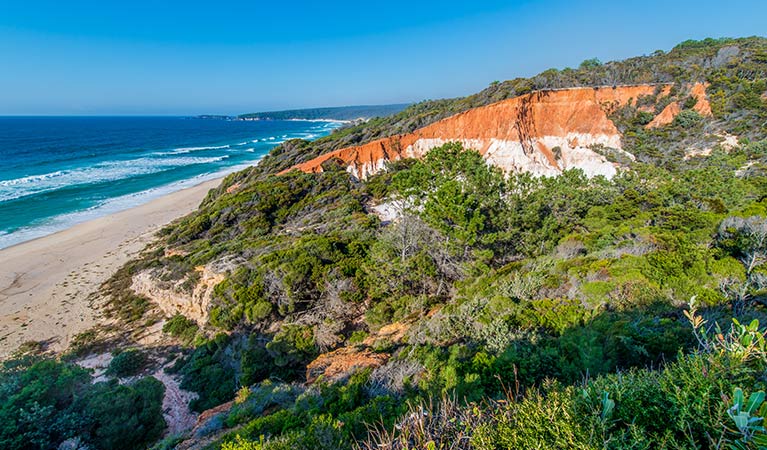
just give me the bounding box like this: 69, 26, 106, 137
3, 37, 767, 450
238, 104, 410, 121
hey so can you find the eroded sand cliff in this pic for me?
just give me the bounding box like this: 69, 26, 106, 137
285, 83, 711, 179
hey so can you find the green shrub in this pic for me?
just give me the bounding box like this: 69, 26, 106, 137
107, 349, 148, 377
162, 314, 199, 344
86, 377, 166, 450
266, 324, 316, 367
673, 109, 703, 128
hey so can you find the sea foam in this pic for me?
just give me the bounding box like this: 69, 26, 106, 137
0, 155, 267, 249
0, 155, 229, 202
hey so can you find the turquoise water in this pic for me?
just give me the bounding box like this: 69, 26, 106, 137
0, 117, 339, 249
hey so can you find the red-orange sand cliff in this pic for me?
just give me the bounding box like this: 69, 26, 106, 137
284, 83, 711, 179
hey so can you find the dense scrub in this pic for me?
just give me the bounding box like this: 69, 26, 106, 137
0, 357, 165, 450
358, 313, 767, 449
152, 133, 766, 448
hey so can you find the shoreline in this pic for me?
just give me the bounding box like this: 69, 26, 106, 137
0, 165, 249, 252
0, 177, 223, 359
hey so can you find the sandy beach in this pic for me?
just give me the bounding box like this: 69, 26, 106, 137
0, 178, 221, 359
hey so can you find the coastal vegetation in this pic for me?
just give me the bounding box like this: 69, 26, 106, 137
158, 133, 767, 448
2, 36, 767, 449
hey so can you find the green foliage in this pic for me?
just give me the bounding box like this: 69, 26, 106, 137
162, 314, 199, 344
171, 334, 239, 412
266, 324, 317, 367
674, 109, 703, 128
222, 435, 267, 450
0, 358, 165, 450
363, 316, 767, 450
579, 57, 602, 69
170, 333, 303, 413
217, 371, 400, 450
727, 387, 767, 448
85, 377, 166, 450
0, 359, 91, 449
106, 348, 148, 377
161, 131, 764, 447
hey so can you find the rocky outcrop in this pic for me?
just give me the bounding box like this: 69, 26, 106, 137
174, 401, 235, 450
192, 400, 234, 432
305, 347, 389, 384
131, 264, 226, 325
304, 322, 412, 384
283, 84, 719, 180
690, 82, 713, 116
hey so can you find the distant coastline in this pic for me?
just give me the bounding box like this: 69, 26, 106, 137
195, 103, 410, 123
239, 117, 354, 124
193, 115, 353, 123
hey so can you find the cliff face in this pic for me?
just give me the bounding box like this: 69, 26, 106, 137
284, 83, 712, 179
131, 264, 225, 325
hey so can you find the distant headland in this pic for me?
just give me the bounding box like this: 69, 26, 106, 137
196, 103, 410, 122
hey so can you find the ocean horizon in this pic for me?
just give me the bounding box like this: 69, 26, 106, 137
0, 116, 340, 249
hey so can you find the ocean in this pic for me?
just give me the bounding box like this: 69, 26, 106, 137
0, 116, 340, 249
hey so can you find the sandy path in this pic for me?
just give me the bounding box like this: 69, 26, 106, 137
154, 369, 199, 435
0, 178, 221, 359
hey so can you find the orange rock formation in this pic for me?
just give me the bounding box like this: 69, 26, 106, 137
646, 102, 682, 128
647, 82, 712, 128
284, 83, 711, 180
691, 82, 713, 116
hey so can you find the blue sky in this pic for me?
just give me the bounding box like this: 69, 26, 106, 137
1, 0, 765, 115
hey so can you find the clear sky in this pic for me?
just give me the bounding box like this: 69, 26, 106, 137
1, 0, 765, 115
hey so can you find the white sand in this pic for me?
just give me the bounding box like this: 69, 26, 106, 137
0, 178, 221, 359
